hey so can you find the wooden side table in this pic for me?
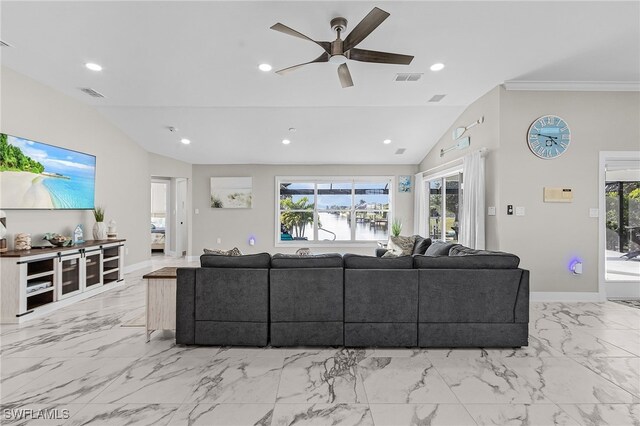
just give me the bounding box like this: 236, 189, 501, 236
143, 267, 178, 342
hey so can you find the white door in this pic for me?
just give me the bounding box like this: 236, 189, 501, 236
176, 178, 188, 257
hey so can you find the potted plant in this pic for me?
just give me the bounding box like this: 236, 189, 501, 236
92, 207, 107, 240
391, 219, 402, 237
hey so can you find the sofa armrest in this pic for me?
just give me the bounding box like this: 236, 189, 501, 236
375, 248, 388, 257
514, 269, 530, 323
176, 268, 197, 344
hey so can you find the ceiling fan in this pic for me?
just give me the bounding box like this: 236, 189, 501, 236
271, 7, 414, 88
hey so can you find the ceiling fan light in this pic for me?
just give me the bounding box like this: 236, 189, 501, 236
329, 54, 348, 65
85, 62, 102, 71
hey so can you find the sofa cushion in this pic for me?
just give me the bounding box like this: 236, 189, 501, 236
413, 254, 520, 269
412, 235, 432, 255
385, 235, 416, 256
270, 253, 343, 268
343, 254, 413, 269
200, 252, 271, 268
449, 245, 521, 268
424, 240, 457, 256
203, 247, 242, 256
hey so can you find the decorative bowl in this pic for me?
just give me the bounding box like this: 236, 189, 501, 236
50, 236, 70, 247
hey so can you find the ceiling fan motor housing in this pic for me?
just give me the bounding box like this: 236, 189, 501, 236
330, 17, 348, 34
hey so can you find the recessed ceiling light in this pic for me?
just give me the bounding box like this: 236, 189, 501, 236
85, 62, 103, 72
282, 139, 291, 145
259, 63, 272, 72
430, 63, 445, 72
383, 139, 392, 145
180, 138, 191, 145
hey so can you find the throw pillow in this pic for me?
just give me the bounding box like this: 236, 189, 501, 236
386, 235, 416, 257
295, 248, 312, 256
381, 250, 398, 258
424, 240, 456, 256
412, 235, 432, 255
203, 247, 243, 256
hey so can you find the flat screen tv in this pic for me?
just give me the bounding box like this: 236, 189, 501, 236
0, 133, 96, 209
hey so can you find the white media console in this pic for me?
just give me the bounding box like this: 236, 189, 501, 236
0, 239, 126, 323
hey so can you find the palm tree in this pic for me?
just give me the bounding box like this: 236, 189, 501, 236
280, 197, 314, 238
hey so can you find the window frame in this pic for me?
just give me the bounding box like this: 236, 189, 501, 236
275, 176, 395, 247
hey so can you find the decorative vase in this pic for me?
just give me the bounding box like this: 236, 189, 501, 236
93, 222, 107, 240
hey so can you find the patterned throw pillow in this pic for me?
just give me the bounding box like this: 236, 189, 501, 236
203, 247, 243, 256
384, 235, 416, 257
295, 248, 312, 256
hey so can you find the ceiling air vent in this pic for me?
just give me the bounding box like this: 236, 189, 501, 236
395, 73, 423, 82
428, 94, 446, 102
0, 40, 12, 47
395, 148, 406, 155
79, 87, 105, 98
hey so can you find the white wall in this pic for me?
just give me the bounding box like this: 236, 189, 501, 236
1, 67, 151, 266
498, 89, 640, 293
419, 87, 502, 249
192, 164, 417, 256
419, 85, 640, 293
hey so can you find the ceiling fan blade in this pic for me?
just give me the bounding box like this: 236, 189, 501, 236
343, 7, 390, 51
275, 52, 330, 75
270, 23, 330, 53
349, 48, 413, 65
337, 63, 354, 88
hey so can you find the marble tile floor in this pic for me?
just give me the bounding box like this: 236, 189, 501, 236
1, 257, 639, 425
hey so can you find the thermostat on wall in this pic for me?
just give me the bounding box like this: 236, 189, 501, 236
544, 187, 573, 203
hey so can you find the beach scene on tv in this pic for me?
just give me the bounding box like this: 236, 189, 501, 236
0, 134, 96, 209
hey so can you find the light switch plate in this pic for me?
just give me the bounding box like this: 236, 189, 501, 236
515, 206, 525, 216
488, 206, 496, 216
195, 208, 200, 214
589, 208, 599, 218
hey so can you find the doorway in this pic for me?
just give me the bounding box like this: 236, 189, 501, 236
150, 180, 169, 256
599, 152, 640, 298
176, 178, 188, 257
423, 170, 463, 243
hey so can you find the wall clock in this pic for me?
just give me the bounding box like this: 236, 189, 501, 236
527, 115, 571, 159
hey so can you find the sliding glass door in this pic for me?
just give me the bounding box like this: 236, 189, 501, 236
425, 172, 463, 242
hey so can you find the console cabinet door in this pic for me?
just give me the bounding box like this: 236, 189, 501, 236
57, 253, 82, 299
84, 249, 103, 289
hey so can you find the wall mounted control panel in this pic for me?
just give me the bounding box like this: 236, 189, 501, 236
544, 187, 573, 203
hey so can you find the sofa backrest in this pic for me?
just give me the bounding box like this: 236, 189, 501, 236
271, 253, 343, 268
414, 254, 520, 269
200, 252, 271, 268
448, 245, 521, 268
343, 254, 413, 269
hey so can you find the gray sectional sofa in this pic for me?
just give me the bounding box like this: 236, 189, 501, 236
176, 242, 529, 348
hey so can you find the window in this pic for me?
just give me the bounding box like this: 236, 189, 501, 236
277, 177, 393, 244
424, 171, 462, 242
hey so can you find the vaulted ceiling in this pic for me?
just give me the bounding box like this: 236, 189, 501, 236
2, 1, 638, 164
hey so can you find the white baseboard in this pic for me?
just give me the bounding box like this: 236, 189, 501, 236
605, 282, 640, 299
123, 260, 152, 274
530, 291, 606, 302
